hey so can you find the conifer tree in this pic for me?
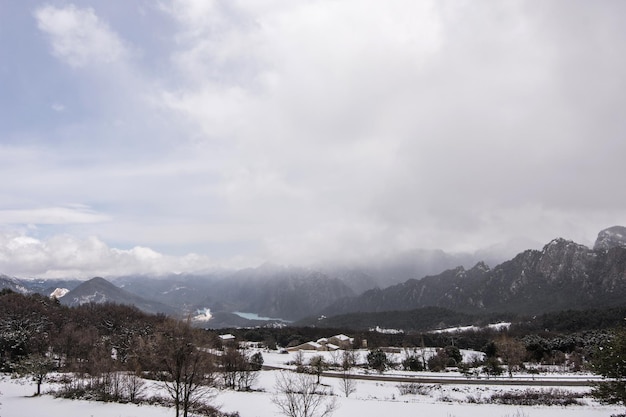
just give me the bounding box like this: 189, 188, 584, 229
592, 329, 626, 410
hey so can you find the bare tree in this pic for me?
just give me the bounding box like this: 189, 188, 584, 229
121, 372, 146, 403
220, 347, 242, 389
292, 350, 305, 366
339, 369, 356, 398
220, 347, 259, 391
157, 320, 216, 417
496, 336, 526, 377
272, 371, 338, 417
236, 350, 260, 391
17, 353, 55, 395
341, 350, 357, 370
308, 355, 328, 384
328, 350, 341, 367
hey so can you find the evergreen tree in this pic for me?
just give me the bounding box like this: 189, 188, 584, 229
250, 351, 264, 371
366, 349, 388, 373
591, 329, 626, 409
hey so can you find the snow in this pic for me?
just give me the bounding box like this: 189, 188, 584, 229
74, 291, 107, 304
194, 308, 213, 322
487, 322, 512, 331
431, 322, 511, 334
0, 376, 172, 417
370, 326, 404, 334
50, 288, 70, 298
0, 350, 622, 417
432, 325, 478, 334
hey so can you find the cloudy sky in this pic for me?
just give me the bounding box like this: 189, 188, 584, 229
0, 0, 625, 278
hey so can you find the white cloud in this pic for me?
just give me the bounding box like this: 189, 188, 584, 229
0, 206, 110, 225
34, 4, 130, 68
0, 231, 217, 279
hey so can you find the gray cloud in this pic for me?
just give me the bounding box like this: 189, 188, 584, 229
0, 1, 624, 276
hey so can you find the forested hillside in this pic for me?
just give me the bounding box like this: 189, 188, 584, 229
0, 289, 246, 416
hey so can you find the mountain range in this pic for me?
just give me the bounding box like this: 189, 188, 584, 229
1, 226, 625, 329
320, 235, 626, 318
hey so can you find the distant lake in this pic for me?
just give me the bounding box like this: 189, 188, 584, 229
233, 311, 291, 322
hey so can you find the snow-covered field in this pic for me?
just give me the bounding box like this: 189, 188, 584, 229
1, 350, 622, 417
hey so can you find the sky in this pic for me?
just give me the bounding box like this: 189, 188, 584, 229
0, 0, 625, 278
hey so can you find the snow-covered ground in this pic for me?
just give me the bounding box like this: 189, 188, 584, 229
431, 322, 512, 334
261, 349, 603, 385
1, 350, 622, 417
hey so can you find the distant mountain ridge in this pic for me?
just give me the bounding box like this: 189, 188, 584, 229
2, 226, 626, 329
0, 276, 83, 296
59, 277, 178, 316
0, 274, 30, 294
321, 227, 626, 317
317, 243, 534, 294
115, 264, 355, 322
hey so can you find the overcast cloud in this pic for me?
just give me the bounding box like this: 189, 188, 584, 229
0, 0, 625, 278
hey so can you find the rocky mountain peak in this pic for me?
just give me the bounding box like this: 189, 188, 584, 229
594, 226, 626, 251
469, 261, 490, 273
544, 237, 574, 249
541, 238, 589, 256
323, 227, 626, 318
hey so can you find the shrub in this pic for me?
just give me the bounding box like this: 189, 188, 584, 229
402, 356, 423, 372
488, 388, 584, 406
442, 346, 462, 366
367, 350, 389, 373
397, 383, 431, 396
482, 357, 503, 377
427, 352, 448, 372
501, 411, 529, 417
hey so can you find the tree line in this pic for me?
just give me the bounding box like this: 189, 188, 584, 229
4, 289, 626, 415
0, 289, 258, 417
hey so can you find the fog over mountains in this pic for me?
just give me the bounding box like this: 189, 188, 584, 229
322, 236, 626, 318
1, 226, 626, 329
2, 1, 626, 297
